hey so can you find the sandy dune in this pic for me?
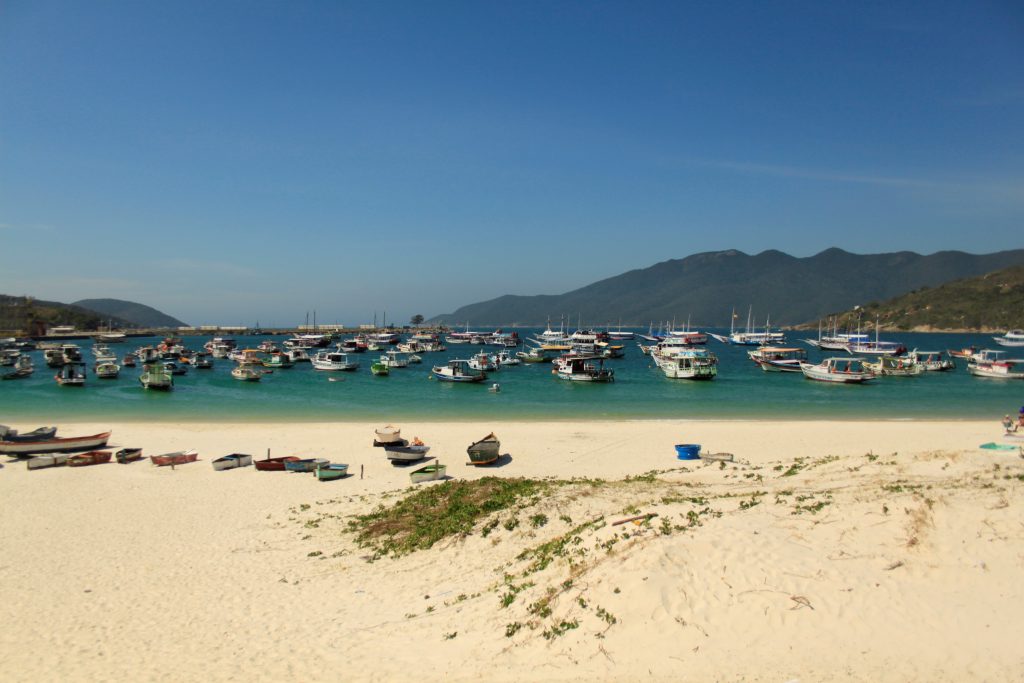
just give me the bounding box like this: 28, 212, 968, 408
1, 419, 1022, 681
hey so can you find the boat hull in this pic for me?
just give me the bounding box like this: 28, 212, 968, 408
386, 445, 430, 461
212, 454, 253, 470
68, 450, 112, 467
26, 454, 70, 470
284, 458, 329, 472
0, 431, 111, 455
115, 448, 143, 464
467, 434, 500, 465
316, 464, 349, 481
254, 456, 300, 471
150, 450, 198, 466
410, 463, 446, 483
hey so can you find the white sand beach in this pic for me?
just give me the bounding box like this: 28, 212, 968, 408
2, 419, 1023, 682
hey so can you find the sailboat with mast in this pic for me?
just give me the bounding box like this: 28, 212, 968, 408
711, 307, 785, 346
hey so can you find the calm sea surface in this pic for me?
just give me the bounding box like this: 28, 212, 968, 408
1, 329, 1020, 422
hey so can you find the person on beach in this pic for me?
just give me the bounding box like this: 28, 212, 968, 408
1004, 415, 1017, 433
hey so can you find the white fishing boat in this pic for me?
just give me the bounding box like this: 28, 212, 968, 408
446, 323, 489, 345
92, 344, 116, 360
993, 330, 1024, 347
209, 342, 233, 358
723, 307, 786, 346
531, 319, 570, 345
432, 359, 487, 383
863, 355, 924, 377
231, 366, 263, 381
967, 350, 1024, 379
311, 351, 359, 371
285, 348, 310, 363
381, 350, 410, 368
2, 354, 33, 379
495, 350, 521, 366
467, 350, 496, 371
652, 347, 717, 379
799, 357, 875, 383
553, 356, 615, 382
262, 352, 294, 369
517, 344, 569, 363
139, 362, 173, 390
97, 332, 126, 344
907, 349, 955, 372
43, 348, 66, 368
231, 349, 264, 365
748, 346, 807, 373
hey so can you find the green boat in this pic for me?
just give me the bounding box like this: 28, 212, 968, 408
410, 462, 446, 484
371, 362, 389, 376
315, 463, 349, 481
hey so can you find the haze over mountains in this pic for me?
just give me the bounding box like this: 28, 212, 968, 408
430, 248, 1024, 327
72, 299, 187, 328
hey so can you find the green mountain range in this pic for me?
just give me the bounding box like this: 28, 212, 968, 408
804, 264, 1024, 332
0, 295, 134, 334
73, 298, 187, 329
430, 248, 1024, 327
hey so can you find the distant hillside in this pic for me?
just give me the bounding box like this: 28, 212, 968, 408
0, 295, 134, 334
430, 248, 1024, 326
803, 265, 1024, 332
72, 298, 187, 328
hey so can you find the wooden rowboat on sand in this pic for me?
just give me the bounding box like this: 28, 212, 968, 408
68, 450, 112, 467
410, 462, 446, 484
212, 453, 253, 471
467, 432, 500, 466
0, 431, 111, 456
115, 448, 144, 464
150, 450, 198, 467
315, 463, 349, 481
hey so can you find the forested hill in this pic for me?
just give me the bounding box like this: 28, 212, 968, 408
430, 248, 1024, 326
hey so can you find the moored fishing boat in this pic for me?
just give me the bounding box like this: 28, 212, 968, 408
467, 350, 496, 371
231, 366, 262, 381
150, 450, 199, 466
315, 463, 349, 481
0, 430, 111, 456
863, 355, 924, 376
410, 461, 446, 484
370, 361, 389, 375
262, 352, 294, 369
2, 355, 33, 379
212, 453, 253, 471
967, 350, 1024, 379
95, 360, 120, 378
311, 351, 359, 371
121, 353, 136, 367
432, 359, 486, 382
553, 356, 614, 382
55, 362, 87, 386
907, 349, 955, 371
189, 352, 214, 369
68, 450, 113, 467
284, 457, 330, 473
285, 348, 310, 363
467, 432, 500, 465
799, 357, 875, 383
381, 350, 410, 368
115, 448, 143, 464
652, 347, 717, 379
139, 361, 173, 390
43, 347, 66, 368
748, 346, 806, 373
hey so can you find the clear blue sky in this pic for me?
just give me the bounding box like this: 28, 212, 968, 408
1, 1, 1022, 326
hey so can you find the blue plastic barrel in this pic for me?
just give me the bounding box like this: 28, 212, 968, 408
675, 444, 701, 460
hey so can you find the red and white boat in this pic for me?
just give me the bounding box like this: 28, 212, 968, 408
150, 450, 199, 466
0, 431, 112, 456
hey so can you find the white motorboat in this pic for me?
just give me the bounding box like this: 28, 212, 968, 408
495, 350, 521, 366
652, 347, 717, 379
748, 346, 807, 373
863, 355, 924, 376
993, 330, 1024, 347
55, 362, 87, 386
311, 351, 359, 371
800, 357, 875, 383
285, 348, 310, 363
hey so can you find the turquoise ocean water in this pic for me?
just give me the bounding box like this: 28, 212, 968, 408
1, 329, 1020, 422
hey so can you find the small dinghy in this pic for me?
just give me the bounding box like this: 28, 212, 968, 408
374, 424, 404, 447
212, 453, 253, 471
68, 450, 113, 467
315, 463, 349, 481
26, 453, 70, 470
410, 461, 446, 484
284, 457, 330, 473
386, 440, 431, 462
467, 432, 500, 466
150, 450, 199, 467
115, 448, 143, 464
254, 453, 300, 471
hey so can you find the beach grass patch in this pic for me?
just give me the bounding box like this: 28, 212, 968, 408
348, 477, 547, 557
